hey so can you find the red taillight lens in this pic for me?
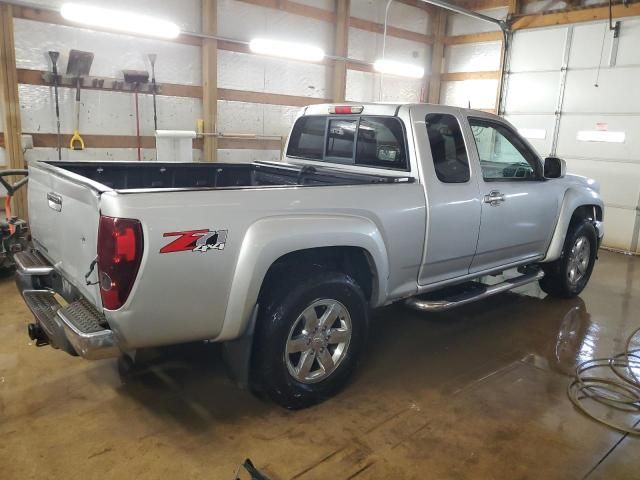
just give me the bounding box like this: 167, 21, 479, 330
97, 216, 144, 310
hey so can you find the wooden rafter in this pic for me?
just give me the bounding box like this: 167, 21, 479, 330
201, 0, 217, 161
0, 4, 27, 218
333, 0, 350, 102
512, 2, 640, 29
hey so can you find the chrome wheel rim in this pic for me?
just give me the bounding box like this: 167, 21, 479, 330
285, 299, 352, 384
567, 236, 591, 287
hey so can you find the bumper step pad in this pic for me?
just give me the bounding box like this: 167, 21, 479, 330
14, 250, 54, 275
59, 299, 106, 334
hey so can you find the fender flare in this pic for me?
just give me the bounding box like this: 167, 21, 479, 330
216, 214, 389, 341
543, 188, 603, 262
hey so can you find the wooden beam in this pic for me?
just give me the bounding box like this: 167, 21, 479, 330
441, 70, 500, 81
16, 68, 331, 107
348, 16, 433, 44
333, 0, 350, 102
0, 4, 27, 218
444, 31, 502, 45
201, 0, 217, 162
512, 3, 640, 30
457, 0, 509, 10
508, 0, 520, 16
426, 10, 447, 104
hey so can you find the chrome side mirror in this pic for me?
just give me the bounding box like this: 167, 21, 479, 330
544, 156, 566, 179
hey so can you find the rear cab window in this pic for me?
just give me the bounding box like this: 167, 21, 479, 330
287, 115, 409, 171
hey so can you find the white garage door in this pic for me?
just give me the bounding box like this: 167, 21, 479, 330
503, 18, 640, 253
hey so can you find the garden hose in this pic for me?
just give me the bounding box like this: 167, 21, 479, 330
567, 327, 640, 435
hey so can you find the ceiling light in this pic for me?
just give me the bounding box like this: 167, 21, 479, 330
373, 59, 425, 79
60, 3, 181, 39
249, 38, 325, 62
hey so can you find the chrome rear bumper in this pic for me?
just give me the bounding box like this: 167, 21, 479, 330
15, 250, 120, 360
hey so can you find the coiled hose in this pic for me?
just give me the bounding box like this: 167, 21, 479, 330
568, 327, 640, 434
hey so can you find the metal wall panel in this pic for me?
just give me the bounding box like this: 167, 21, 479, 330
504, 72, 561, 113
218, 50, 329, 99
444, 41, 501, 73
350, 0, 431, 34
218, 0, 333, 49
14, 19, 201, 85
345, 70, 423, 103
557, 115, 640, 162
13, 0, 202, 32
504, 114, 556, 157
563, 69, 640, 113
217, 100, 299, 138
19, 85, 201, 136
569, 23, 613, 68
510, 27, 567, 72
348, 28, 430, 65
440, 79, 498, 110
217, 149, 281, 164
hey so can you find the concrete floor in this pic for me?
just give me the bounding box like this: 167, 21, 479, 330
0, 250, 639, 479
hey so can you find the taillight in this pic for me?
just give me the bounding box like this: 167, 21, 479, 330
97, 215, 144, 310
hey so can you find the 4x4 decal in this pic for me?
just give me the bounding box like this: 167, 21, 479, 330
160, 229, 227, 254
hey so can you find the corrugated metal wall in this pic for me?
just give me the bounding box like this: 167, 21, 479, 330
0, 0, 433, 169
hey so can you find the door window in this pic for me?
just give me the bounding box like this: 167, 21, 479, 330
425, 113, 470, 183
469, 118, 542, 181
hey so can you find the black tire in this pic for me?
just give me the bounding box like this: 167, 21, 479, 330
539, 220, 597, 298
251, 269, 369, 409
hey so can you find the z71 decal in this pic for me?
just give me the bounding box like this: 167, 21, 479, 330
160, 229, 228, 254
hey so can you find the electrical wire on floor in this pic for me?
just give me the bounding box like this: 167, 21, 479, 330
568, 327, 640, 435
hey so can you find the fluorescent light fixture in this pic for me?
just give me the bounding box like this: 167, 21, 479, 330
518, 128, 546, 140
577, 130, 625, 143
373, 59, 425, 79
60, 3, 181, 39
249, 38, 325, 62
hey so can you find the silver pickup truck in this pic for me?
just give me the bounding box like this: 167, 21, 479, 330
15, 103, 603, 409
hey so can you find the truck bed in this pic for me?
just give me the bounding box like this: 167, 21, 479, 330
46, 161, 412, 191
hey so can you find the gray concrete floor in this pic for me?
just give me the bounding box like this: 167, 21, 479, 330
0, 250, 639, 479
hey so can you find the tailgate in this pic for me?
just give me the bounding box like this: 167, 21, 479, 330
28, 164, 103, 307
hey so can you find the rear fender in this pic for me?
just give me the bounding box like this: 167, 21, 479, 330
217, 215, 389, 341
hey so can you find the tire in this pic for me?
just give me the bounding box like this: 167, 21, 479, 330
539, 220, 597, 298
251, 269, 369, 409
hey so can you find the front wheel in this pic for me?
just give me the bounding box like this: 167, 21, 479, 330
251, 270, 369, 409
539, 220, 597, 298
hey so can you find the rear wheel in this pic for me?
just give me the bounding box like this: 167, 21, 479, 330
251, 270, 368, 409
540, 220, 597, 298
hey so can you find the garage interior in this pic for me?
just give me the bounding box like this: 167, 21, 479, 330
1, 0, 639, 478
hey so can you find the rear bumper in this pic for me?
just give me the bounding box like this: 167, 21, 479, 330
15, 250, 121, 360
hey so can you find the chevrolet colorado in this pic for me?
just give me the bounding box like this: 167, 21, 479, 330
15, 103, 604, 408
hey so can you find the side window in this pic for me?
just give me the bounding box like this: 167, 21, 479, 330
287, 116, 325, 160
469, 118, 542, 181
425, 113, 470, 183
355, 117, 407, 170
326, 119, 357, 160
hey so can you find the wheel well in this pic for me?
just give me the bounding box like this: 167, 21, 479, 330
259, 247, 376, 303
570, 205, 602, 227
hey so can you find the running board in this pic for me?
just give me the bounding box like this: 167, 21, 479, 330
405, 269, 544, 312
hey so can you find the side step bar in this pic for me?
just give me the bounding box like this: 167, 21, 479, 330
405, 268, 544, 313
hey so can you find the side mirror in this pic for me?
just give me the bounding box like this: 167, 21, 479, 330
544, 156, 566, 179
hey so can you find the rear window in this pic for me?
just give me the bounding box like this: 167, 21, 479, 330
287, 115, 408, 171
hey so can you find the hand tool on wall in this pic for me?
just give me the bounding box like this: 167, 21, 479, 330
147, 54, 159, 132
123, 70, 150, 161
48, 51, 62, 160
66, 50, 94, 151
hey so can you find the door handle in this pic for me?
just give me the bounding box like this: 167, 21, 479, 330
483, 190, 505, 206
